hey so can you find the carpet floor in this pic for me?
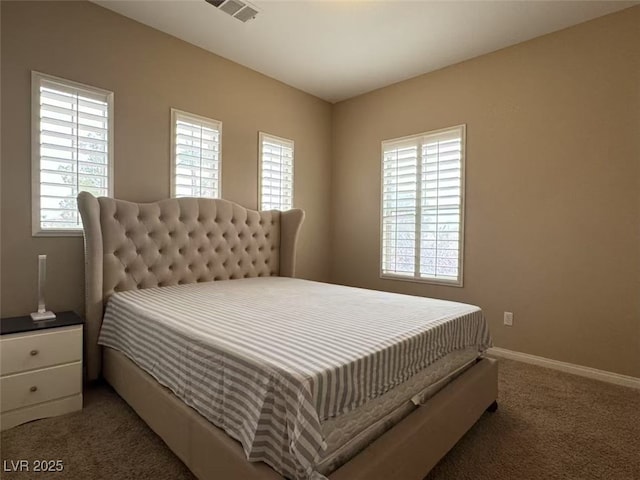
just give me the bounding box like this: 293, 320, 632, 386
1, 358, 638, 480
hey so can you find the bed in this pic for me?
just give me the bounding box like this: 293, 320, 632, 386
78, 192, 498, 480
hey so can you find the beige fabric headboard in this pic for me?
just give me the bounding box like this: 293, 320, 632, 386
77, 192, 305, 381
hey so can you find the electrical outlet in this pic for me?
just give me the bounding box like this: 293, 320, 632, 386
504, 312, 513, 326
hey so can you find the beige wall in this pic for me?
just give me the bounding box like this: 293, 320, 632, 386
331, 7, 640, 377
0, 1, 332, 317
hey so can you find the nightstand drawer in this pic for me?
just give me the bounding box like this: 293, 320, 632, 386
0, 362, 82, 412
0, 326, 82, 375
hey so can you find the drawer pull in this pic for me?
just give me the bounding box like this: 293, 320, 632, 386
29, 386, 38, 392
30, 349, 39, 356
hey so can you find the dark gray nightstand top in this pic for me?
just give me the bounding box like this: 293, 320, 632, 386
0, 311, 84, 335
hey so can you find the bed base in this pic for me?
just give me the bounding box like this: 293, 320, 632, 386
103, 347, 498, 480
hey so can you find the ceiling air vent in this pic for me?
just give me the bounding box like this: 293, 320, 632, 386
205, 0, 260, 23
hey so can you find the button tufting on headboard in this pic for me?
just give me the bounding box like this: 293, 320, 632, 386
95, 196, 285, 299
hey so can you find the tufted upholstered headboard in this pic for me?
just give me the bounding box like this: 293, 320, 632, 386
77, 192, 305, 381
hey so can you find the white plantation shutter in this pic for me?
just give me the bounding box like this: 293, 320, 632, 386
171, 109, 221, 198
259, 132, 294, 211
381, 125, 465, 285
32, 72, 113, 235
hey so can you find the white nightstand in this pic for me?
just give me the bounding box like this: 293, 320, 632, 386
0, 311, 83, 430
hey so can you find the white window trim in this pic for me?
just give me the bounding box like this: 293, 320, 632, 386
31, 71, 114, 237
258, 131, 294, 211
379, 124, 466, 287
170, 108, 222, 199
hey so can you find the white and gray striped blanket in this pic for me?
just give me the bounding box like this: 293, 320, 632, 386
99, 277, 491, 480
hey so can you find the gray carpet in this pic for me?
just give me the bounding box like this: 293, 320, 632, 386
1, 358, 638, 479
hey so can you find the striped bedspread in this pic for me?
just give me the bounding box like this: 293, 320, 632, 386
99, 277, 491, 480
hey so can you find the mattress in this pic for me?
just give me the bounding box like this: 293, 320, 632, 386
98, 277, 491, 480
317, 346, 479, 474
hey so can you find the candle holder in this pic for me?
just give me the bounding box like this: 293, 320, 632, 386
30, 255, 57, 322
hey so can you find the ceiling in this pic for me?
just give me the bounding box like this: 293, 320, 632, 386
93, 0, 636, 103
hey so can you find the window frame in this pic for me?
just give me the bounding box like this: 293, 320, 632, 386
170, 108, 223, 199
258, 131, 294, 211
31, 71, 114, 237
379, 124, 466, 287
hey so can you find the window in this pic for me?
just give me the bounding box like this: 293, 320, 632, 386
259, 132, 294, 211
171, 109, 221, 198
32, 72, 113, 235
381, 125, 466, 286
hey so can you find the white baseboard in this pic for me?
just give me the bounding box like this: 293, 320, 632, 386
487, 347, 640, 390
